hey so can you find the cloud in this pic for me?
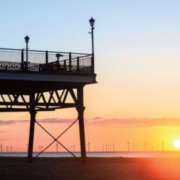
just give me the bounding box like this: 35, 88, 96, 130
1, 117, 180, 128
87, 118, 180, 127
0, 120, 19, 125
93, 117, 101, 120
37, 118, 75, 124
0, 118, 76, 125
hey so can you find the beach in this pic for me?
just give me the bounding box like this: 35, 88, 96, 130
0, 157, 180, 180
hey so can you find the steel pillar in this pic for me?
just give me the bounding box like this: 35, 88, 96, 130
27, 93, 36, 163
77, 86, 86, 165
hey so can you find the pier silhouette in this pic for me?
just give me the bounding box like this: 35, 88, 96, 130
0, 18, 96, 165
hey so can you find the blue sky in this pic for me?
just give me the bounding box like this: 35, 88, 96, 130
1, 0, 180, 118
1, 0, 180, 114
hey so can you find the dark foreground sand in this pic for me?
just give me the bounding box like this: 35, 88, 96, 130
0, 157, 180, 180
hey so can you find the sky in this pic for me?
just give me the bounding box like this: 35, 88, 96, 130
1, 0, 180, 153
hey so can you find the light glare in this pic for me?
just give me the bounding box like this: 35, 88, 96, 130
173, 140, 180, 148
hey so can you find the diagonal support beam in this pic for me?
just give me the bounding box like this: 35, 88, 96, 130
69, 88, 77, 104
48, 91, 56, 104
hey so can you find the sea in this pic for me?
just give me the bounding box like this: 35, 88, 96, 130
0, 151, 180, 158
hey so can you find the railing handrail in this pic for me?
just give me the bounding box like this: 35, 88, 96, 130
0, 47, 91, 56
60, 55, 92, 62
0, 47, 94, 75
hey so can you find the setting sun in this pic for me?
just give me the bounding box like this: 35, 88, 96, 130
173, 140, 180, 148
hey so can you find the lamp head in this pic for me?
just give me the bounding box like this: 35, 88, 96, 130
89, 17, 95, 28
24, 35, 30, 43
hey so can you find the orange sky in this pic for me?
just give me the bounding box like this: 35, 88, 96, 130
1, 108, 180, 152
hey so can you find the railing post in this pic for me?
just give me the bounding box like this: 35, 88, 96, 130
46, 51, 48, 64
91, 56, 94, 74
69, 52, 71, 72
45, 51, 48, 71
21, 49, 24, 72
77, 57, 79, 74
64, 60, 66, 72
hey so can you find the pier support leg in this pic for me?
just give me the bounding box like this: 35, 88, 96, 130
28, 93, 36, 163
77, 86, 86, 165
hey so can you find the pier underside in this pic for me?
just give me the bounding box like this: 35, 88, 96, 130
0, 71, 96, 94
0, 74, 95, 165
0, 47, 96, 165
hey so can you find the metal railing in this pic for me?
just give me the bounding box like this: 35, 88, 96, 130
0, 48, 94, 75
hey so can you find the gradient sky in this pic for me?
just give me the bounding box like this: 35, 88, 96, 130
1, 0, 180, 152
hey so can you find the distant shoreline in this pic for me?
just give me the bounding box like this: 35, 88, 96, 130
1, 151, 180, 158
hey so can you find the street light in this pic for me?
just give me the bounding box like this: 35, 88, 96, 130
89, 17, 95, 55
24, 35, 30, 63
89, 17, 95, 73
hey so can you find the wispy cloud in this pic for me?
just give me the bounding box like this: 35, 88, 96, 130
87, 117, 180, 127
37, 118, 75, 124
0, 120, 18, 125
93, 117, 101, 120
0, 118, 76, 125
1, 117, 180, 128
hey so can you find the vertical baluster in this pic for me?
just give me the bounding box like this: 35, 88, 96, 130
69, 52, 71, 72
77, 57, 79, 74
46, 51, 48, 71
91, 56, 94, 74
64, 60, 66, 72
46, 51, 48, 64
21, 49, 24, 72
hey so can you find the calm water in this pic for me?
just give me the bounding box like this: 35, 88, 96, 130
0, 151, 180, 158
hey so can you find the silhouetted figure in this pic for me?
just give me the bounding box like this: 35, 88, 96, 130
56, 54, 63, 62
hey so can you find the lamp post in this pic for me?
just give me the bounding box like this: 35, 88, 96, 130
24, 35, 30, 63
89, 17, 95, 73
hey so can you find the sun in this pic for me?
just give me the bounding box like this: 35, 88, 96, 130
173, 140, 180, 148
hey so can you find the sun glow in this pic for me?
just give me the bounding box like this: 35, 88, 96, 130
173, 140, 180, 148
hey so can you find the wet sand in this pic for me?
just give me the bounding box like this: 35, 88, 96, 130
0, 157, 180, 180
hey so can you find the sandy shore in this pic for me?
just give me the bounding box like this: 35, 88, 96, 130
0, 157, 180, 180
